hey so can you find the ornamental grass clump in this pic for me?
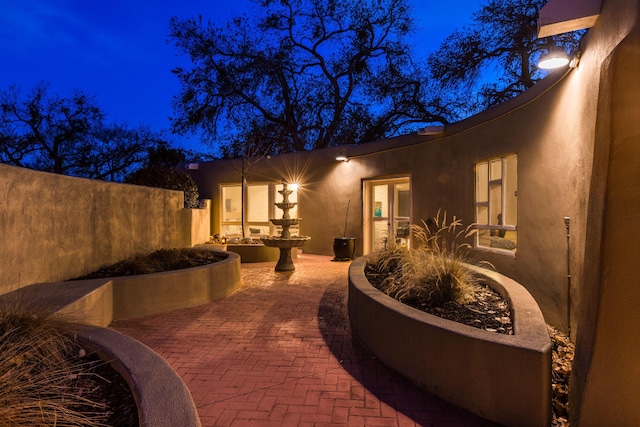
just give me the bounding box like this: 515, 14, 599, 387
0, 296, 108, 427
371, 211, 478, 308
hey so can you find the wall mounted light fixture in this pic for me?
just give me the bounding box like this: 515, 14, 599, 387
336, 150, 349, 162
538, 45, 580, 69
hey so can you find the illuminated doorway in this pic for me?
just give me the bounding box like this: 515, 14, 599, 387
363, 178, 411, 254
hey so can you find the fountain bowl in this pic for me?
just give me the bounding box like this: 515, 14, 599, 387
261, 236, 310, 271
270, 218, 301, 227
261, 235, 310, 249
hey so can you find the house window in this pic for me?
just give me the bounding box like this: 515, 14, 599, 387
475, 155, 517, 253
220, 182, 299, 237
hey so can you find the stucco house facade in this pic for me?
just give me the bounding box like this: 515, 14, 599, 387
186, 0, 640, 424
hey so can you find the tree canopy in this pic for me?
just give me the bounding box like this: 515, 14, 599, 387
169, 0, 448, 157
124, 144, 200, 208
426, 0, 584, 121
0, 82, 160, 181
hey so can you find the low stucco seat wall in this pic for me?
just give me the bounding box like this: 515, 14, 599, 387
348, 257, 552, 427
0, 250, 241, 327
78, 327, 201, 427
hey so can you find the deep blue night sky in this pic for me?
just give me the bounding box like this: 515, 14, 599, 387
0, 0, 481, 152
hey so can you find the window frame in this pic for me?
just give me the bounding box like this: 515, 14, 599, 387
474, 154, 517, 254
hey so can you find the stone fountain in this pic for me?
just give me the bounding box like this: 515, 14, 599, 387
261, 182, 310, 271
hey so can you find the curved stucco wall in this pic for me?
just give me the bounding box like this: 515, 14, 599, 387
0, 164, 210, 294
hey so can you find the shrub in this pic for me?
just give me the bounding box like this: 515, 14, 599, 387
0, 296, 108, 426
125, 145, 200, 208
370, 211, 479, 307
126, 165, 199, 208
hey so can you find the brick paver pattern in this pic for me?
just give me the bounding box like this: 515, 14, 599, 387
112, 254, 500, 427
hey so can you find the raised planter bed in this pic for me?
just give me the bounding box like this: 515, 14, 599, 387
3, 249, 241, 327
348, 257, 552, 427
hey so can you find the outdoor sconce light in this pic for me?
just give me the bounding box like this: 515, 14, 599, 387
336, 150, 349, 162
538, 44, 580, 69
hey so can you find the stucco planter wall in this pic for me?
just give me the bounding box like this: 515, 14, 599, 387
226, 244, 284, 263
348, 257, 552, 427
78, 327, 201, 427
5, 250, 242, 327
109, 251, 241, 321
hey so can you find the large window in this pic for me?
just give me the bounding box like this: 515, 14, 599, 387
220, 182, 298, 237
475, 155, 517, 253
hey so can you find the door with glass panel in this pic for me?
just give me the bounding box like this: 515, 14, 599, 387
363, 178, 411, 254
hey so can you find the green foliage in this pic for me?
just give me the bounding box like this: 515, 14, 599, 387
0, 82, 158, 181
426, 0, 585, 121
169, 0, 447, 157
0, 298, 108, 427
370, 211, 478, 307
125, 145, 200, 208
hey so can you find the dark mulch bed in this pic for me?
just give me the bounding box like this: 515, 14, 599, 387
70, 344, 139, 427
364, 264, 513, 334
72, 247, 227, 280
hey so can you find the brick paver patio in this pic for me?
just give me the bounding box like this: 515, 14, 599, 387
112, 254, 500, 426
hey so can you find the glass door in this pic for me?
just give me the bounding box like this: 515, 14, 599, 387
363, 178, 411, 254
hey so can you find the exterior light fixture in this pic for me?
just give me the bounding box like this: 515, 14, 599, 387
538, 45, 570, 69
418, 126, 445, 136
336, 150, 349, 162
183, 162, 199, 170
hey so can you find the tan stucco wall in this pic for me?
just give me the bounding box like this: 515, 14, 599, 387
183, 199, 212, 245
0, 164, 209, 294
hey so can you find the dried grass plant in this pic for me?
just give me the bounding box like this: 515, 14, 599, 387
0, 294, 109, 427
371, 211, 481, 307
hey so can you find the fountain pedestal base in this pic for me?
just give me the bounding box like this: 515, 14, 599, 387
275, 247, 295, 271
261, 237, 310, 272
